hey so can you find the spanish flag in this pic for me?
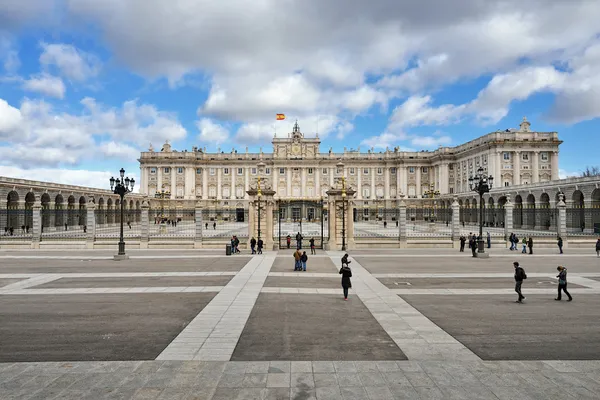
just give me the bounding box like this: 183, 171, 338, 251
276, 114, 285, 120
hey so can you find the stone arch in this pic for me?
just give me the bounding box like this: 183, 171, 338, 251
514, 195, 523, 228
539, 192, 553, 230
592, 188, 600, 204
67, 195, 77, 226
570, 190, 585, 232
6, 191, 20, 229
54, 194, 65, 227
40, 193, 51, 228
525, 194, 536, 229
78, 196, 87, 226
22, 192, 36, 230
106, 198, 114, 224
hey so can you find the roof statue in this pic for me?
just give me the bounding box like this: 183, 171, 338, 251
149, 142, 154, 152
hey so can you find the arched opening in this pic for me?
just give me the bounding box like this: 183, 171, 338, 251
55, 194, 64, 228
115, 199, 121, 225
67, 195, 76, 227
514, 195, 523, 229
486, 197, 497, 227
539, 193, 552, 230
569, 190, 585, 232
472, 198, 478, 225
6, 191, 20, 232
525, 194, 536, 229
41, 193, 51, 229
79, 196, 86, 226
97, 198, 105, 226
106, 198, 114, 224
592, 189, 600, 234
135, 200, 141, 222
24, 192, 35, 230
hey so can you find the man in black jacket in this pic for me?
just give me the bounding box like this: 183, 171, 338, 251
514, 261, 527, 303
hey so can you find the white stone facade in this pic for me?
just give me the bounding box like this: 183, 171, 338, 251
139, 118, 561, 204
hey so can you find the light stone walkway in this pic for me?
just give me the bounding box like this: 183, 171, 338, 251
156, 255, 275, 362
329, 252, 481, 362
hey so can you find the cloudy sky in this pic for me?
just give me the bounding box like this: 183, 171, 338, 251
1, 0, 599, 189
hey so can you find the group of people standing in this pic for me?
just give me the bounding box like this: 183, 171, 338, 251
513, 262, 572, 303
292, 249, 309, 271
249, 237, 264, 254
285, 233, 317, 254
508, 233, 534, 254
459, 232, 492, 256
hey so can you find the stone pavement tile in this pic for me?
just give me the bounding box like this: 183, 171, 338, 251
241, 373, 268, 388
413, 386, 444, 400
358, 371, 386, 386
224, 361, 248, 374
388, 384, 420, 399
460, 385, 503, 400
570, 361, 600, 373
53, 389, 95, 400
313, 373, 338, 388
489, 385, 537, 400
0, 372, 35, 390
403, 372, 435, 387
291, 361, 313, 373
168, 373, 203, 387
335, 373, 360, 387
269, 361, 291, 374
185, 385, 217, 400
291, 373, 315, 389
419, 365, 455, 386
333, 361, 357, 373
364, 385, 395, 400
354, 361, 378, 372
437, 386, 473, 400
382, 371, 411, 386
563, 385, 600, 399
155, 388, 191, 400
131, 387, 163, 400
20, 386, 67, 400
521, 385, 578, 400
315, 386, 342, 400
134, 361, 165, 375
290, 388, 316, 400
517, 371, 560, 389
313, 361, 336, 373
339, 386, 368, 400
442, 366, 482, 386
62, 373, 106, 390
211, 388, 241, 400
178, 361, 210, 373
267, 373, 291, 388
217, 373, 245, 388
261, 387, 291, 400
396, 361, 424, 373
98, 387, 141, 399
542, 361, 581, 373
376, 361, 400, 372
156, 360, 185, 373
246, 361, 271, 374
538, 370, 590, 387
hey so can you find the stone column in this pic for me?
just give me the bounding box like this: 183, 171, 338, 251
401, 166, 408, 196
504, 195, 513, 243
315, 167, 320, 197
86, 200, 96, 249
395, 167, 400, 197
301, 168, 306, 197
157, 167, 163, 192
415, 167, 421, 198
384, 167, 390, 199
370, 168, 375, 199
532, 151, 540, 183
329, 168, 334, 188
273, 167, 278, 196
287, 168, 292, 197
584, 200, 594, 234
171, 166, 177, 199
551, 151, 559, 181
0, 199, 7, 231
398, 195, 407, 248
248, 200, 255, 240
245, 167, 250, 199
557, 195, 567, 244
194, 201, 203, 249
451, 196, 460, 247
202, 168, 208, 200
513, 151, 521, 186
357, 167, 362, 199
32, 198, 42, 249
346, 199, 355, 249
265, 200, 275, 250
232, 169, 237, 201
217, 168, 222, 199
140, 200, 149, 248
327, 198, 336, 249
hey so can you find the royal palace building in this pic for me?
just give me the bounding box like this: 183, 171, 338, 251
138, 117, 561, 206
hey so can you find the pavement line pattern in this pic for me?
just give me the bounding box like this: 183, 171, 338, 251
156, 254, 276, 362
0, 255, 234, 259
372, 273, 557, 278
0, 274, 62, 293
349, 253, 597, 258
328, 251, 481, 361
390, 288, 600, 295
2, 287, 224, 295
268, 272, 339, 277
261, 287, 339, 294
0, 272, 237, 278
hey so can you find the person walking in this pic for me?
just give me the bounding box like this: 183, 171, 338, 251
528, 237, 533, 255
296, 232, 303, 249
557, 236, 563, 254
301, 251, 308, 271
514, 261, 527, 303
596, 238, 600, 257
459, 235, 466, 252
250, 237, 257, 254
521, 237, 527, 253
487, 231, 491, 249
309, 238, 315, 254
470, 236, 477, 257
555, 266, 572, 301
257, 238, 263, 254
286, 235, 291, 249
293, 249, 302, 271
340, 254, 352, 301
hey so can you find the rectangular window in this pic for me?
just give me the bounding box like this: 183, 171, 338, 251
209, 168, 215, 175
364, 168, 369, 175
150, 168, 157, 174
449, 187, 454, 194
222, 187, 230, 199
391, 167, 397, 174
483, 156, 488, 165
266, 168, 271, 174
504, 181, 510, 187
308, 168, 313, 174
336, 167, 342, 174
177, 167, 183, 174
363, 188, 370, 198
280, 168, 285, 174
236, 188, 244, 198
196, 168, 202, 174
349, 168, 355, 175
209, 187, 216, 197
164, 167, 170, 173
322, 168, 328, 174
223, 168, 229, 175
522, 153, 529, 161
252, 168, 257, 175
377, 168, 383, 175
503, 152, 510, 160
409, 167, 415, 173
237, 168, 243, 175
422, 167, 428, 173
541, 152, 548, 161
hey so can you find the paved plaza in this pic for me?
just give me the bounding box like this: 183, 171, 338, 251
1, 248, 600, 399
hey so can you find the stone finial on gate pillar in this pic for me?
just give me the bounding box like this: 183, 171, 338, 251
398, 194, 407, 248
32, 196, 42, 248
557, 193, 567, 243
194, 200, 203, 249
503, 194, 513, 242
140, 199, 150, 248
86, 198, 96, 248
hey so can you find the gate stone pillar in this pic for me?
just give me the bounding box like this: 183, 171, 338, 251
326, 187, 356, 251
246, 187, 276, 250
0, 199, 7, 232
32, 197, 42, 249
86, 199, 96, 249
557, 194, 567, 246
398, 195, 407, 248
140, 200, 150, 248
194, 201, 203, 249
504, 195, 513, 245
346, 199, 355, 250
451, 196, 460, 247
265, 199, 275, 250
326, 198, 336, 250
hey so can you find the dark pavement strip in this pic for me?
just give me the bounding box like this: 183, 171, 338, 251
0, 257, 250, 273
32, 276, 233, 289
269, 255, 337, 273
378, 277, 586, 289
0, 293, 215, 362
263, 276, 341, 288
232, 293, 407, 361
402, 294, 600, 360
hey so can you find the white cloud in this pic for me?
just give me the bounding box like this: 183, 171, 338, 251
197, 118, 230, 144
98, 141, 140, 160
0, 98, 22, 138
39, 43, 101, 81
410, 135, 451, 148
22, 73, 66, 98
0, 165, 139, 192
387, 96, 464, 131
559, 169, 579, 179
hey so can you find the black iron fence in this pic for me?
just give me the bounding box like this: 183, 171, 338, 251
148, 209, 195, 238
202, 208, 248, 239
275, 200, 326, 248
353, 207, 400, 238
567, 206, 600, 235
406, 207, 452, 237
1, 208, 33, 240
40, 208, 87, 241
94, 209, 142, 239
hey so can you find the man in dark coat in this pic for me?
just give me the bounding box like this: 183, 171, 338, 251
528, 237, 533, 254
459, 235, 466, 252
340, 254, 352, 300
514, 261, 527, 303
555, 266, 572, 301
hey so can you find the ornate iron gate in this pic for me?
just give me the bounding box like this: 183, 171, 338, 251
276, 199, 325, 249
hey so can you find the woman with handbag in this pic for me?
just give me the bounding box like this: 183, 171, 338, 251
340, 254, 352, 301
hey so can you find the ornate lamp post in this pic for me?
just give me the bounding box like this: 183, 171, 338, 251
109, 168, 134, 259
469, 166, 493, 255
341, 176, 347, 251
154, 188, 170, 233
423, 183, 440, 222
257, 176, 262, 239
